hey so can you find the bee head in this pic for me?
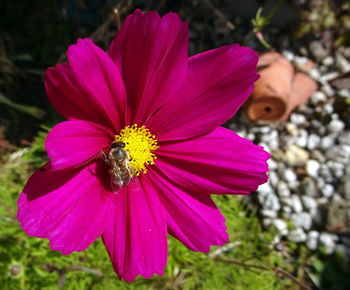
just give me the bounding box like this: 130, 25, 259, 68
111, 141, 125, 148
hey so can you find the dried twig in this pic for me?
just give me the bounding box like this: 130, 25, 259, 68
202, 0, 235, 30
214, 257, 311, 290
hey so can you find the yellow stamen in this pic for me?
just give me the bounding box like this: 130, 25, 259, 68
114, 124, 158, 176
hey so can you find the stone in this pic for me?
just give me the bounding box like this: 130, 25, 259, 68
319, 165, 333, 183
282, 50, 294, 61
320, 136, 335, 150
296, 129, 308, 148
268, 171, 279, 188
338, 89, 350, 98
273, 219, 287, 233
335, 52, 350, 73
306, 231, 319, 250
285, 123, 298, 137
307, 134, 321, 150
327, 160, 345, 177
285, 145, 309, 166
323, 103, 333, 114
310, 68, 321, 80
328, 119, 345, 134
322, 56, 334, 66
267, 158, 278, 170
291, 212, 312, 230
277, 181, 290, 197
261, 209, 278, 218
306, 160, 320, 178
283, 168, 297, 183
300, 177, 318, 197
290, 113, 306, 126
321, 84, 335, 97
263, 193, 281, 211
311, 91, 327, 104
311, 207, 323, 225
257, 182, 274, 196
282, 206, 292, 215
291, 194, 303, 213
321, 184, 334, 198
281, 197, 293, 207
288, 228, 307, 243
343, 175, 350, 200
301, 196, 317, 211
311, 150, 326, 163
319, 232, 337, 254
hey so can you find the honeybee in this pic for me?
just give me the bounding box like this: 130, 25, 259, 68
101, 141, 137, 193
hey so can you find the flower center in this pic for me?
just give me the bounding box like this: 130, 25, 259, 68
114, 124, 158, 176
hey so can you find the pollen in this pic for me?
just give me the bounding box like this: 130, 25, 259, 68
114, 124, 159, 176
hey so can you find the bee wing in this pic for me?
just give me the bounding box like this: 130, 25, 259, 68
129, 176, 141, 192
110, 173, 123, 194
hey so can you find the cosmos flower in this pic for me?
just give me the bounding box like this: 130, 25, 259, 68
17, 9, 269, 282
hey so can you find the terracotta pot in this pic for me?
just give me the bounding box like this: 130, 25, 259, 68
245, 52, 294, 122
280, 72, 318, 121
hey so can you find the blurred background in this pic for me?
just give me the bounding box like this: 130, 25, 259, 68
1, 0, 350, 289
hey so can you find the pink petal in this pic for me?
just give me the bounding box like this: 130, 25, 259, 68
17, 162, 113, 255
45, 120, 114, 170
109, 9, 188, 125
147, 44, 259, 141
102, 174, 167, 282
148, 168, 228, 252
45, 39, 126, 131
156, 127, 269, 195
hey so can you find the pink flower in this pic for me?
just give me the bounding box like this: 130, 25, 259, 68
17, 10, 269, 282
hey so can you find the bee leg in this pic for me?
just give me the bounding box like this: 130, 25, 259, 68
101, 151, 110, 165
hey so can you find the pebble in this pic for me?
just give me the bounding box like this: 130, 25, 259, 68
322, 56, 334, 66
296, 129, 308, 148
306, 231, 319, 250
301, 196, 317, 211
300, 178, 318, 197
288, 228, 307, 243
327, 160, 345, 178
319, 233, 337, 254
283, 168, 297, 183
320, 136, 335, 150
282, 50, 294, 61
328, 119, 345, 134
285, 145, 309, 166
311, 91, 327, 104
321, 84, 335, 97
273, 219, 287, 233
306, 160, 320, 177
263, 193, 281, 211
268, 171, 279, 188
307, 134, 321, 150
291, 195, 303, 213
310, 68, 321, 80
321, 184, 335, 198
257, 182, 274, 196
290, 113, 306, 125
342, 174, 350, 200
277, 181, 291, 197
338, 89, 350, 98
267, 158, 278, 171
280, 197, 293, 207
261, 209, 278, 218
335, 52, 350, 73
291, 212, 312, 230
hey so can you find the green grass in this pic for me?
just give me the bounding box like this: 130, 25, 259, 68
0, 131, 291, 290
